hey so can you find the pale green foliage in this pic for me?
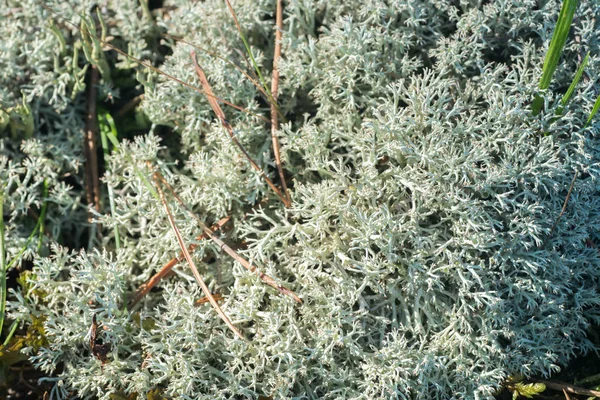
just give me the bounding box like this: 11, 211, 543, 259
3, 0, 600, 399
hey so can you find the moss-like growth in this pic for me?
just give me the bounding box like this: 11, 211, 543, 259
2, 0, 600, 399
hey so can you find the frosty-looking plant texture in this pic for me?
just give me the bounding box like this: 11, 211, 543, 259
4, 0, 600, 399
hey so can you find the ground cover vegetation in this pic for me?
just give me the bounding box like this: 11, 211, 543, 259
1, 0, 600, 399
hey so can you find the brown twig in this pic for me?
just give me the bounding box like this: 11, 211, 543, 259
189, 51, 292, 207
546, 170, 578, 244
532, 379, 600, 398
129, 216, 231, 308
155, 170, 301, 303
270, 0, 291, 206
153, 173, 246, 341
195, 293, 223, 306
84, 65, 101, 223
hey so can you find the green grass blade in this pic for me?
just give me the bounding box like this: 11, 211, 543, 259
584, 94, 600, 128
224, 0, 271, 98
539, 0, 578, 90
223, 0, 286, 123
559, 52, 589, 110
2, 318, 19, 346
99, 110, 121, 249
532, 0, 579, 115
6, 181, 50, 271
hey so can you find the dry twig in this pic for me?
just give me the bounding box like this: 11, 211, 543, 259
153, 173, 246, 341
129, 216, 231, 308
190, 51, 292, 207
270, 0, 291, 205
115, 94, 144, 118
546, 170, 578, 244
35, 1, 268, 123
162, 33, 270, 100
155, 170, 301, 303
195, 293, 224, 306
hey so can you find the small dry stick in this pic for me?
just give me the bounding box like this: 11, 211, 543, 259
153, 174, 246, 341
155, 170, 301, 303
190, 51, 292, 208
532, 379, 600, 398
129, 216, 231, 308
195, 293, 224, 306
546, 170, 578, 244
84, 65, 101, 222
270, 0, 291, 205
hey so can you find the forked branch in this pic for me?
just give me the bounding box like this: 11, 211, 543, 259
155, 171, 301, 303
129, 216, 231, 308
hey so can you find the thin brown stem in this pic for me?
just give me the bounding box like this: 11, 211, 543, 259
190, 51, 291, 207
155, 170, 301, 303
532, 379, 600, 398
270, 0, 291, 206
84, 65, 101, 223
153, 174, 246, 341
129, 216, 231, 308
195, 293, 223, 306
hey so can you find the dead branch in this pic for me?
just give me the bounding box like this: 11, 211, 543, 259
189, 51, 291, 207
129, 216, 231, 308
153, 173, 246, 341
155, 170, 301, 303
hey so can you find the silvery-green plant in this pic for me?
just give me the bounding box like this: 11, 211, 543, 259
3, 0, 600, 399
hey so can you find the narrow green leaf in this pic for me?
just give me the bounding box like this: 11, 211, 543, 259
539, 0, 579, 90
6, 216, 42, 272
532, 0, 579, 115
2, 319, 19, 347
558, 51, 589, 111
224, 0, 271, 99
222, 0, 286, 123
